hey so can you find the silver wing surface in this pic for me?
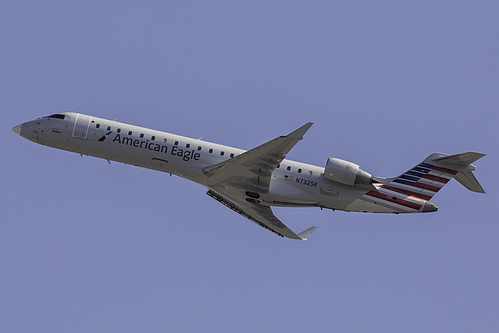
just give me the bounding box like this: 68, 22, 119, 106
207, 189, 316, 240
203, 123, 317, 240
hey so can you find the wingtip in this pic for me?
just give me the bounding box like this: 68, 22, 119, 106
297, 226, 318, 240
287, 122, 314, 140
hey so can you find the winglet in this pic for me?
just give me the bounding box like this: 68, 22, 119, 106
287, 122, 313, 140
297, 226, 318, 240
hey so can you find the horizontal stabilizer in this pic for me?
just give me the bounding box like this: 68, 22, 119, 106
297, 226, 318, 240
433, 152, 485, 166
432, 152, 486, 194
454, 170, 486, 193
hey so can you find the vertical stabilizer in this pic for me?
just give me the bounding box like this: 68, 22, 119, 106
383, 152, 485, 200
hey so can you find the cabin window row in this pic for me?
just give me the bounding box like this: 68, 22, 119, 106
95, 123, 312, 171
94, 123, 236, 158
277, 164, 313, 175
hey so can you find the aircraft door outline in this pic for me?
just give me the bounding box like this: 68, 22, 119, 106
72, 114, 92, 139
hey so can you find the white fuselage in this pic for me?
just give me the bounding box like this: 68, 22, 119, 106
15, 112, 420, 214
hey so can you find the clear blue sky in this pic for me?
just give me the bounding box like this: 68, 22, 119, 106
2, 1, 498, 332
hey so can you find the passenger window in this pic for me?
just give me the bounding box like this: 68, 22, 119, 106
151, 136, 155, 140
96, 124, 100, 128
220, 151, 225, 156
117, 129, 121, 133
308, 171, 313, 175
140, 134, 144, 138
163, 138, 168, 143
107, 126, 111, 131
298, 169, 302, 173
128, 131, 132, 135
197, 146, 202, 151
287, 166, 291, 171
230, 153, 234, 158
277, 164, 280, 168
186, 143, 190, 148
209, 149, 213, 153
174, 141, 178, 145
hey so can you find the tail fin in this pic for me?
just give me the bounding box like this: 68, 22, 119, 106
383, 152, 485, 200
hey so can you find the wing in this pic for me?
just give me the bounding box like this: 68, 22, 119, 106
202, 122, 313, 192
207, 189, 317, 240
203, 122, 317, 240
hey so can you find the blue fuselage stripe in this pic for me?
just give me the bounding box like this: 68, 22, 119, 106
393, 179, 414, 186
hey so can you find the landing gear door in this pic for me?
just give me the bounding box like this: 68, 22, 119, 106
72, 114, 92, 139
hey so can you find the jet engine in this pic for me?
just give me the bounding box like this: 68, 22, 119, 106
324, 158, 376, 186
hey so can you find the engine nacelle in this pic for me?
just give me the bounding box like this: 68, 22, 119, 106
324, 158, 375, 186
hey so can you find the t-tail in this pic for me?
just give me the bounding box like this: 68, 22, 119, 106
368, 152, 485, 213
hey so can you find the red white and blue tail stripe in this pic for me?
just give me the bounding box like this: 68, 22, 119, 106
385, 161, 457, 201
363, 152, 485, 213
362, 152, 485, 213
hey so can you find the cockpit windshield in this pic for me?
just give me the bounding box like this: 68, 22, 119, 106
45, 114, 66, 120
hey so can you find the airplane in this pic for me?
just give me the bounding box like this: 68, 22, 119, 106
13, 113, 485, 240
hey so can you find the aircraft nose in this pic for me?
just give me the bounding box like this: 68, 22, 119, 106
12, 124, 22, 135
